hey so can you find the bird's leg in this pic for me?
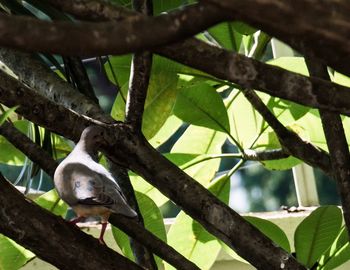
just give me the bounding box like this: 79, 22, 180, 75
69, 216, 85, 227
98, 222, 108, 245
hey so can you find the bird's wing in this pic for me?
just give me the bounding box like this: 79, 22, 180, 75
63, 162, 137, 217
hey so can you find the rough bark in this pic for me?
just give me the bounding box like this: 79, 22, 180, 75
2, 5, 350, 116
0, 173, 141, 270
0, 71, 306, 269
305, 57, 350, 236
0, 2, 228, 56
204, 0, 350, 76
242, 89, 331, 175
157, 39, 350, 117
0, 108, 199, 270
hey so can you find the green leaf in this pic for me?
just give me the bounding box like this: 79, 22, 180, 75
0, 235, 35, 270
173, 82, 230, 133
0, 106, 18, 126
165, 175, 230, 270
207, 22, 242, 51
267, 57, 309, 76
232, 21, 257, 35
35, 189, 68, 217
148, 115, 182, 148
227, 90, 264, 148
171, 126, 227, 185
107, 55, 178, 139
319, 226, 350, 270
112, 192, 166, 268
0, 120, 29, 165
295, 206, 342, 268
172, 125, 227, 154
245, 216, 291, 252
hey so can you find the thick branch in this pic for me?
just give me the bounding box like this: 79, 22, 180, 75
125, 52, 152, 130
125, 0, 153, 130
0, 72, 199, 270
0, 2, 228, 56
0, 71, 305, 269
0, 48, 109, 122
305, 58, 350, 235
0, 174, 141, 270
204, 0, 350, 76
157, 39, 350, 117
4, 4, 350, 116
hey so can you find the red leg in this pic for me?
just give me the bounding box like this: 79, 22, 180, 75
99, 222, 108, 245
69, 216, 85, 226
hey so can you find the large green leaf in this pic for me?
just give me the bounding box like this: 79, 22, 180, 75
245, 216, 291, 252
165, 175, 230, 270
173, 82, 230, 133
0, 236, 34, 270
148, 115, 182, 148
112, 192, 166, 268
295, 206, 342, 268
171, 125, 227, 185
0, 120, 29, 165
318, 226, 350, 270
172, 125, 227, 154
107, 55, 178, 139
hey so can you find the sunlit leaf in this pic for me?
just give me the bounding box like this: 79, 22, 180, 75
174, 82, 230, 133
35, 189, 68, 217
0, 120, 29, 165
0, 235, 34, 270
0, 106, 18, 126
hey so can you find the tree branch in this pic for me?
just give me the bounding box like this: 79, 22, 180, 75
0, 48, 109, 122
157, 38, 350, 117
0, 173, 141, 270
119, 0, 157, 267
0, 71, 305, 269
125, 51, 152, 130
203, 0, 350, 76
305, 57, 350, 236
3, 4, 350, 117
0, 2, 228, 56
0, 72, 200, 270
125, 0, 153, 130
241, 88, 332, 175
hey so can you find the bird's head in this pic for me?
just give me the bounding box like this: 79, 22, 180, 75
79, 126, 107, 150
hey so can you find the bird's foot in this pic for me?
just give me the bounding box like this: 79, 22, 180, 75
98, 237, 106, 245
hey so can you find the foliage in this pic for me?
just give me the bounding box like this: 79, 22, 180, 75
0, 0, 349, 269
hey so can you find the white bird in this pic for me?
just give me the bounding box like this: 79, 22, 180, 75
54, 126, 137, 244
